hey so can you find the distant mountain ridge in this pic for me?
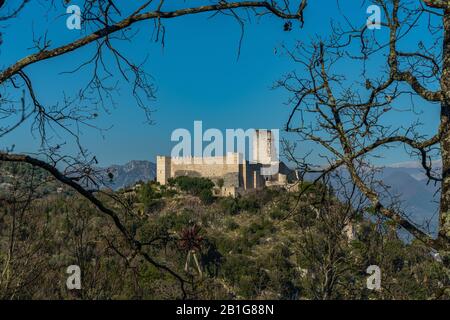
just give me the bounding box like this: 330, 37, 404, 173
304, 162, 440, 235
380, 163, 440, 235
101, 160, 156, 190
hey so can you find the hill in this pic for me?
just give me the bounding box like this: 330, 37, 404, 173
101, 160, 156, 190
0, 164, 447, 299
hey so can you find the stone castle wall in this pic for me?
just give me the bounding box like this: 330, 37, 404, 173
157, 153, 244, 188
172, 162, 240, 187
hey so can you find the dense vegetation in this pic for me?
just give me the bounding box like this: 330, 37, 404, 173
0, 163, 448, 299
168, 176, 215, 204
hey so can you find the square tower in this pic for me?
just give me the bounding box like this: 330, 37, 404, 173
252, 129, 277, 165
156, 156, 171, 185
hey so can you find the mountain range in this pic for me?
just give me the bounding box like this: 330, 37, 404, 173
100, 160, 156, 190
378, 164, 440, 235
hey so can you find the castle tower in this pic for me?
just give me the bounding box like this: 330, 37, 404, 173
156, 156, 171, 185
252, 129, 276, 165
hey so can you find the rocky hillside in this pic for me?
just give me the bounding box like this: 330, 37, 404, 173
101, 160, 156, 190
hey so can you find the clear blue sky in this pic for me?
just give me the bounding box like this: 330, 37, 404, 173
0, 1, 440, 166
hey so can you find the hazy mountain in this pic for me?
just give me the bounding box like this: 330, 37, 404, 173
380, 163, 440, 234
380, 170, 439, 232
305, 162, 440, 235
101, 160, 156, 190
382, 164, 442, 182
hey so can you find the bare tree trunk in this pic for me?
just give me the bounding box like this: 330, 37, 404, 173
440, 10, 450, 246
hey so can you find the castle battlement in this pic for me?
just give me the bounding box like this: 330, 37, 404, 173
168, 152, 242, 165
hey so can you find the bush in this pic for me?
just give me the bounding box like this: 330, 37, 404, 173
138, 182, 162, 212
241, 220, 276, 247
219, 197, 239, 215
220, 255, 269, 298
237, 195, 260, 213
199, 189, 214, 204
269, 208, 286, 220
159, 185, 177, 198
225, 219, 239, 230
172, 176, 214, 196
151, 211, 191, 234
168, 176, 216, 204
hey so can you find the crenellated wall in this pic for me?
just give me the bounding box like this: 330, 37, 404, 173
157, 153, 244, 188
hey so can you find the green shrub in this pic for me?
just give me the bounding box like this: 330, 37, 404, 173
155, 210, 192, 231
172, 176, 214, 196
241, 220, 276, 247
219, 197, 239, 215
171, 176, 215, 203
220, 255, 269, 298
138, 182, 162, 212
237, 195, 260, 213
159, 185, 177, 198
199, 189, 214, 204
225, 219, 239, 230
270, 208, 286, 220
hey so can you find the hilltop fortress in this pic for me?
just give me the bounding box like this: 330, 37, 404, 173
156, 129, 297, 197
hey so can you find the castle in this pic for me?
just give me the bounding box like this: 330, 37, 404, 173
156, 129, 297, 197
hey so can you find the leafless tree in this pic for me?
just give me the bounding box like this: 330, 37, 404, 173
0, 163, 51, 299
278, 0, 450, 255
0, 0, 307, 298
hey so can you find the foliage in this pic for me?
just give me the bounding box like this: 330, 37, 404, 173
138, 182, 162, 212
199, 189, 214, 205
171, 176, 215, 204
171, 176, 214, 195
219, 197, 239, 215
0, 164, 448, 300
